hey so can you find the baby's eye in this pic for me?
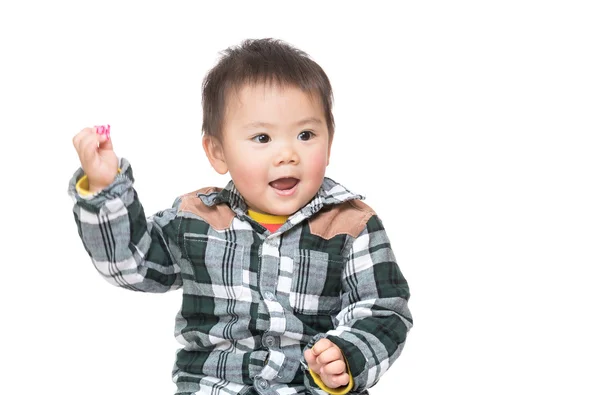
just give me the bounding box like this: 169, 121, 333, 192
252, 134, 271, 143
298, 131, 315, 141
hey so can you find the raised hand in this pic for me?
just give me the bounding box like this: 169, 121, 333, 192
72, 126, 119, 193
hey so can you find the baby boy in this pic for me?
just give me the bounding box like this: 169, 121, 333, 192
69, 38, 412, 395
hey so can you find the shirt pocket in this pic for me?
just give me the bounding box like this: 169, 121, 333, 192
183, 234, 245, 299
289, 249, 345, 315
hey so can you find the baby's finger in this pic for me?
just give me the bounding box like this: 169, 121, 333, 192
316, 346, 343, 366
72, 127, 95, 149
304, 348, 318, 364
98, 131, 113, 151
311, 338, 335, 356
304, 348, 321, 372
321, 360, 347, 376
77, 129, 102, 160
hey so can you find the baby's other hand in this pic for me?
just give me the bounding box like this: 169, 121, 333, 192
304, 338, 350, 389
72, 126, 118, 193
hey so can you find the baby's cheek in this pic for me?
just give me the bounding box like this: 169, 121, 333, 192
231, 161, 266, 191
305, 151, 328, 177
240, 161, 263, 180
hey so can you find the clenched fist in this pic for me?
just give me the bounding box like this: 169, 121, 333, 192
72, 126, 119, 193
304, 338, 350, 389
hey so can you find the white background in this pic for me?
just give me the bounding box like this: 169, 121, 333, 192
1, 1, 598, 394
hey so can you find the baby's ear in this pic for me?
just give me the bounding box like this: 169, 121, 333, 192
203, 135, 228, 175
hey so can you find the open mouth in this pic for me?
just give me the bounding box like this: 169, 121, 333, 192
269, 177, 299, 196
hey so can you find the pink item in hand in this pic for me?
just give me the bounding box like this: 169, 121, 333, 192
95, 124, 111, 139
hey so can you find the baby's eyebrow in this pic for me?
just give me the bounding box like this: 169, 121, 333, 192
243, 121, 274, 129
295, 117, 323, 127
243, 117, 323, 129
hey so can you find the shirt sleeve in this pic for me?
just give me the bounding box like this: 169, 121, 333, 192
302, 214, 412, 393
68, 158, 183, 292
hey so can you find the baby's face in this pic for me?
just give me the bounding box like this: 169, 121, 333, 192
218, 83, 331, 216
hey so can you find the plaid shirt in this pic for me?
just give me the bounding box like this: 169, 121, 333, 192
68, 158, 412, 395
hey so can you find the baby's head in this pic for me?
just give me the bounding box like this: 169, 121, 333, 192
201, 38, 335, 216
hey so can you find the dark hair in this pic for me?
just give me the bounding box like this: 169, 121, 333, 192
202, 38, 334, 140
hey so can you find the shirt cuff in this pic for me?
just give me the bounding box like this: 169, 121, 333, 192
307, 355, 354, 395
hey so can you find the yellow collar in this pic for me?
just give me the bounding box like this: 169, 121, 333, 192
247, 210, 288, 224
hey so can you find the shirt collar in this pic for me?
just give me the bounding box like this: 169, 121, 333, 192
197, 177, 364, 222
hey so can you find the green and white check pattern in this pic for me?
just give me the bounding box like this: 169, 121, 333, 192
68, 158, 412, 395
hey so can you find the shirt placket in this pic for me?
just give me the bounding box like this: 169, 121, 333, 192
254, 234, 289, 394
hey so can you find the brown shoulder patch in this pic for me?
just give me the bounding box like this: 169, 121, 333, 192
309, 200, 376, 240
178, 187, 235, 230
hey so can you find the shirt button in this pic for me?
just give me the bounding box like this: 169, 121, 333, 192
264, 335, 275, 347
257, 378, 269, 390
264, 291, 275, 301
